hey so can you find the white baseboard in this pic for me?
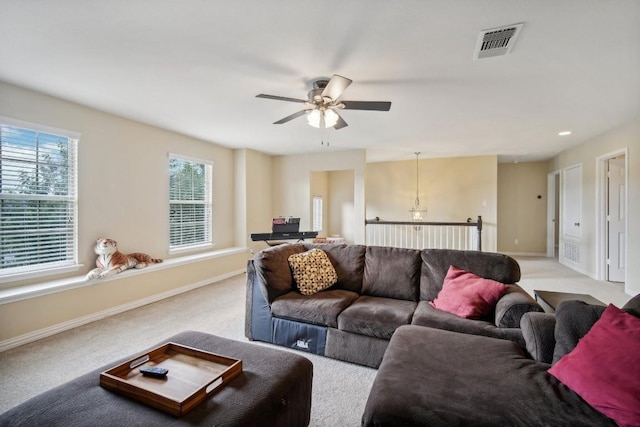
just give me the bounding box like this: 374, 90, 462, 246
0, 269, 245, 353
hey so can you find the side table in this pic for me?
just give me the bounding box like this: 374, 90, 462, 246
534, 290, 605, 313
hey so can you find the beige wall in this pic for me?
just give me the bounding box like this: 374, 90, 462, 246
328, 170, 355, 242
0, 82, 247, 344
272, 150, 367, 243
238, 149, 273, 254
0, 251, 248, 342
497, 162, 548, 254
310, 171, 329, 234
366, 156, 498, 252
550, 116, 640, 296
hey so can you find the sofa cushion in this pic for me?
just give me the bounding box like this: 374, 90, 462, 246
271, 289, 359, 328
338, 295, 417, 339
254, 244, 306, 302
623, 293, 640, 317
303, 243, 366, 293
420, 249, 520, 301
362, 325, 615, 427
430, 265, 508, 319
362, 246, 421, 301
288, 248, 337, 295
552, 300, 607, 364
411, 301, 525, 347
551, 294, 640, 364
548, 304, 640, 427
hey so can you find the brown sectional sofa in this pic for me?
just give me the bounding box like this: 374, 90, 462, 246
245, 243, 543, 368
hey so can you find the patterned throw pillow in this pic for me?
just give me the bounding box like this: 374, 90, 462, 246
288, 248, 338, 295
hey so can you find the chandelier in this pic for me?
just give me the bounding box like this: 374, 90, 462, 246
409, 152, 427, 224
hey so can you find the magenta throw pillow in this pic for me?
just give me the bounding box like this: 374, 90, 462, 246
430, 265, 508, 319
548, 304, 640, 427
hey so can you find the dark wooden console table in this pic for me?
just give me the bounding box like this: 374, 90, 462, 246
250, 231, 318, 246
534, 290, 605, 313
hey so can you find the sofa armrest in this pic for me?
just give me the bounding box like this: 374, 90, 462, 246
494, 285, 544, 329
520, 312, 556, 363
245, 259, 274, 342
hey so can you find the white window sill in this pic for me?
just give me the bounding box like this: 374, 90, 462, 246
0, 247, 248, 305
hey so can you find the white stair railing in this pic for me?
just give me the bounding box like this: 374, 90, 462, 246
365, 216, 482, 251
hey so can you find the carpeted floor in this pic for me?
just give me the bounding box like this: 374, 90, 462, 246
0, 256, 632, 425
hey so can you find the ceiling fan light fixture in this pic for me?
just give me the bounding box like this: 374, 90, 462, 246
307, 109, 322, 128
324, 109, 339, 128
257, 74, 391, 130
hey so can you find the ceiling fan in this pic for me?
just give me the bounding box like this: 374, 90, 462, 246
256, 74, 391, 130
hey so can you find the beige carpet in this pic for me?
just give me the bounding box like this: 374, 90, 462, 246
0, 256, 633, 425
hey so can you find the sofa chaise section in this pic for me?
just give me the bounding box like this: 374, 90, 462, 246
363, 294, 640, 426
362, 325, 615, 426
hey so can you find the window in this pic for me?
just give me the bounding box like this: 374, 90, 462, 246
168, 154, 212, 253
312, 196, 323, 232
0, 117, 79, 280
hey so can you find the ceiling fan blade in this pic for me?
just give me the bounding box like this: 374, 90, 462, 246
333, 114, 348, 130
273, 109, 309, 124
341, 101, 392, 111
322, 74, 353, 101
256, 94, 307, 103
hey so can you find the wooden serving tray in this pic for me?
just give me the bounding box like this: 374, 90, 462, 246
100, 342, 242, 417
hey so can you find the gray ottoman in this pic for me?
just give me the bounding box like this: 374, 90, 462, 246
0, 331, 313, 427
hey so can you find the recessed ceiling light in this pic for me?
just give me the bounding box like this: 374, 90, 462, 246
558, 131, 572, 136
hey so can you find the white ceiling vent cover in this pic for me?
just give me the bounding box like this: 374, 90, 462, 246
474, 23, 523, 59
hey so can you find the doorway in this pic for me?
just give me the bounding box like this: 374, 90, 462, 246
597, 150, 627, 283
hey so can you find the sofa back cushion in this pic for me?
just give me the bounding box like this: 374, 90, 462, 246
551, 300, 606, 364
254, 244, 306, 302
548, 304, 640, 427
552, 293, 640, 364
420, 249, 521, 301
362, 246, 421, 301
303, 244, 366, 293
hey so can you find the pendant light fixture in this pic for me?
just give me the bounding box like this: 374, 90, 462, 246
409, 152, 427, 225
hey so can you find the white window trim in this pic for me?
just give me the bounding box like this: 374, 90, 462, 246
168, 153, 213, 254
0, 116, 80, 283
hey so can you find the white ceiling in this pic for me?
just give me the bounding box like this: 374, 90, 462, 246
1, 0, 639, 163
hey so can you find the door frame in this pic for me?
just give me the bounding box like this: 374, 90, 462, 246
596, 148, 628, 282
546, 170, 560, 258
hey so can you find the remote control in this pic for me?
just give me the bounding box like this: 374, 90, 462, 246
140, 366, 168, 378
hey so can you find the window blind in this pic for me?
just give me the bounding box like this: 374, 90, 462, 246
312, 196, 323, 232
168, 154, 212, 252
0, 120, 78, 278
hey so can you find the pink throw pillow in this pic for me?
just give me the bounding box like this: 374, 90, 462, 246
430, 265, 508, 319
548, 304, 640, 427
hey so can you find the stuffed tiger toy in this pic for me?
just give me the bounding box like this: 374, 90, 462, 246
86, 238, 163, 280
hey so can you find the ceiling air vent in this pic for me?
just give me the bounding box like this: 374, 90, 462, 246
474, 23, 523, 59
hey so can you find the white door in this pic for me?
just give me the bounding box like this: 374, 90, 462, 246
563, 165, 582, 238
607, 157, 626, 282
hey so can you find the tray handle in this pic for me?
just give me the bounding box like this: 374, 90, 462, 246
129, 355, 150, 369
205, 376, 224, 394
